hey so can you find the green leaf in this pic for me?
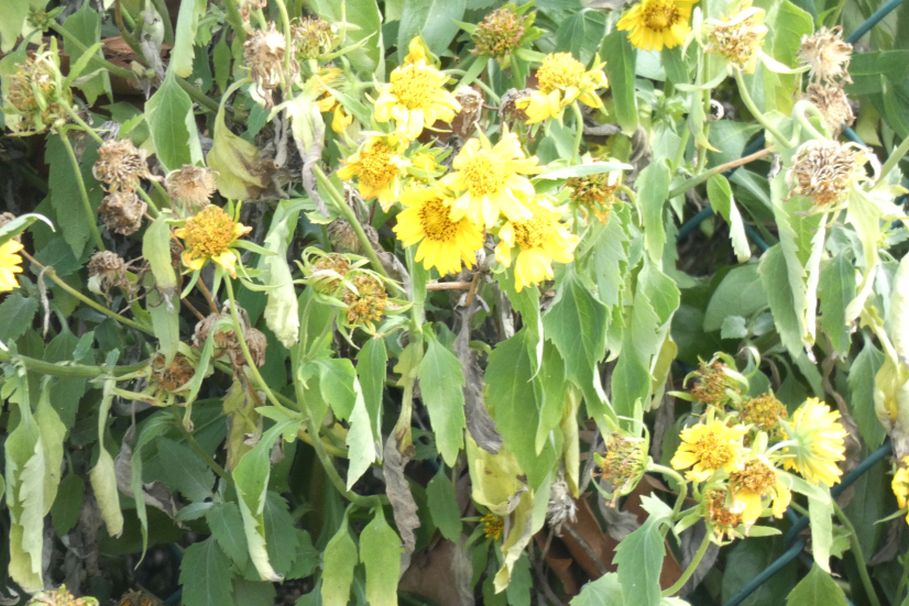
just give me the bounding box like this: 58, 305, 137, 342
721, 538, 797, 606
752, 0, 812, 113
0, 0, 28, 52
0, 213, 54, 246
315, 357, 359, 420
638, 160, 671, 265
321, 513, 358, 606
264, 492, 303, 576
357, 336, 387, 445
308, 0, 384, 78
397, 0, 466, 61
819, 255, 855, 356
848, 50, 909, 96
360, 508, 402, 606
785, 564, 848, 606
555, 9, 606, 64
601, 31, 637, 132
90, 449, 124, 538
614, 512, 665, 606
146, 74, 203, 172
0, 291, 38, 342
418, 331, 467, 466
848, 337, 886, 447
759, 245, 806, 360
345, 374, 379, 489
703, 265, 767, 331
170, 0, 207, 78
707, 174, 751, 263
233, 580, 276, 606
46, 134, 101, 258
156, 438, 215, 502
146, 287, 180, 363
207, 92, 270, 199
61, 6, 112, 105
206, 502, 250, 568
51, 474, 84, 536
179, 538, 236, 606
259, 200, 301, 348
426, 470, 462, 541
143, 216, 178, 290
571, 572, 624, 605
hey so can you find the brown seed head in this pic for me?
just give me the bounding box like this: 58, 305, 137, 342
98, 191, 147, 236
88, 251, 129, 292
452, 86, 484, 139
166, 165, 217, 210
804, 82, 855, 135
150, 352, 195, 393
93, 139, 150, 193
799, 26, 852, 84
789, 139, 863, 206
499, 88, 532, 123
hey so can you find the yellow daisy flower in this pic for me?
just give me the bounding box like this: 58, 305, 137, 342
516, 52, 608, 124
617, 0, 698, 52
445, 129, 539, 228
373, 37, 461, 140
494, 198, 578, 292
392, 186, 485, 276
892, 457, 909, 525
670, 416, 747, 482
0, 239, 25, 293
780, 397, 848, 487
175, 205, 252, 278
337, 135, 409, 212
729, 451, 791, 526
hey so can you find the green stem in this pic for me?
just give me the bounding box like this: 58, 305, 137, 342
0, 350, 146, 378
49, 22, 137, 80
176, 77, 221, 114
59, 129, 105, 250
667, 147, 773, 199
571, 102, 584, 162
64, 107, 105, 145
446, 69, 500, 103
662, 530, 710, 597
833, 502, 882, 606
177, 413, 229, 479
136, 186, 161, 216
878, 133, 909, 185
895, 552, 909, 605
313, 166, 406, 295
273, 0, 295, 81
734, 69, 793, 150
649, 463, 689, 529
223, 278, 294, 416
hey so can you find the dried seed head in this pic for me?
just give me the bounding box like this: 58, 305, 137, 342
706, 8, 768, 73
738, 393, 788, 438
595, 432, 648, 503
87, 251, 129, 292
327, 219, 363, 253
98, 191, 147, 236
688, 360, 740, 407
310, 253, 351, 294
473, 5, 527, 60
499, 88, 531, 123
245, 23, 294, 106
238, 0, 267, 22
165, 165, 217, 210
804, 82, 855, 135
192, 305, 267, 369
27, 585, 98, 606
93, 139, 150, 193
451, 86, 484, 139
568, 170, 623, 223
343, 273, 387, 327
789, 139, 865, 206
799, 26, 852, 84
546, 475, 578, 534
150, 352, 195, 393
293, 16, 335, 59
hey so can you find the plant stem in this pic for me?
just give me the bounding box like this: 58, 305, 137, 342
50, 22, 137, 81
734, 69, 793, 150
273, 0, 294, 80
833, 502, 881, 606
223, 278, 294, 415
64, 107, 105, 145
668, 147, 773, 199
878, 134, 909, 185
649, 463, 689, 529
25, 252, 154, 335
572, 102, 584, 162
59, 129, 105, 251
895, 552, 909, 605
176, 77, 221, 113
0, 350, 146, 378
662, 530, 711, 597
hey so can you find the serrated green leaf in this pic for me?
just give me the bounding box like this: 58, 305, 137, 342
146, 286, 180, 363
849, 337, 886, 447
639, 160, 671, 265
602, 31, 637, 132
0, 291, 38, 343
264, 492, 302, 575
707, 174, 751, 263
704, 265, 767, 331
819, 255, 855, 356
61, 6, 112, 104
51, 474, 84, 536
426, 470, 462, 541
146, 74, 203, 171
156, 438, 215, 502
0, 0, 28, 52
170, 0, 207, 78
571, 572, 624, 605
47, 134, 101, 258
360, 508, 402, 606
418, 331, 466, 466
180, 538, 236, 606
315, 357, 358, 420
345, 374, 379, 489
614, 515, 664, 606
785, 564, 848, 606
206, 502, 250, 568
357, 336, 387, 445
321, 514, 358, 606
143, 216, 178, 290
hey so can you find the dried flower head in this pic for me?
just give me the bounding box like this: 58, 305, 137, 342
150, 352, 195, 393
481, 513, 504, 541
804, 82, 855, 135
738, 393, 788, 438
499, 88, 532, 123
193, 305, 267, 369
93, 139, 151, 193
293, 16, 335, 59
245, 23, 295, 106
706, 7, 768, 73
799, 26, 852, 84
452, 86, 484, 139
472, 5, 529, 63
343, 273, 387, 329
3, 42, 73, 136
238, 0, 267, 21
309, 253, 351, 294
704, 487, 743, 542
546, 475, 578, 534
595, 432, 649, 503
27, 585, 98, 606
327, 219, 364, 253
87, 250, 129, 294
788, 139, 866, 206
568, 170, 623, 223
166, 165, 217, 210
687, 360, 742, 407
99, 191, 147, 236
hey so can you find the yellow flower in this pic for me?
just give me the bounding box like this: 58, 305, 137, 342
780, 397, 848, 487
393, 186, 485, 276
893, 457, 909, 524
373, 37, 461, 140
617, 0, 697, 52
516, 52, 608, 123
729, 439, 791, 526
175, 205, 252, 277
445, 129, 539, 228
494, 198, 578, 292
0, 240, 24, 293
671, 416, 747, 482
337, 135, 409, 212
